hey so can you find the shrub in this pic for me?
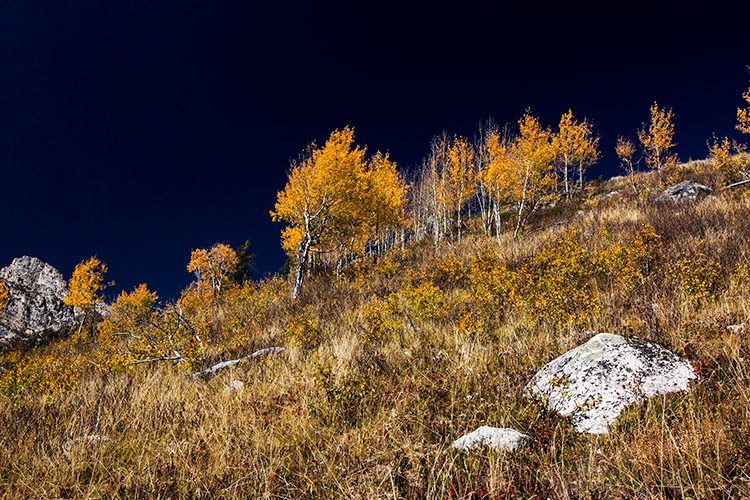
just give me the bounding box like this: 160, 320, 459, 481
595, 224, 661, 294
358, 295, 400, 345
404, 280, 444, 320
517, 230, 601, 327
666, 251, 721, 304
468, 250, 518, 315
0, 349, 85, 397
97, 285, 206, 372
430, 254, 468, 288
313, 363, 370, 426
285, 307, 322, 350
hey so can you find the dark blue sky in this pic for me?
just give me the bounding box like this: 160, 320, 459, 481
2, 1, 749, 299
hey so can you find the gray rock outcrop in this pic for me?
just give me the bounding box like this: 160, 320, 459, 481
526, 333, 696, 434
0, 256, 75, 350
658, 180, 712, 203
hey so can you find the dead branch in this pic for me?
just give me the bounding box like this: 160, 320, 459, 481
192, 347, 285, 380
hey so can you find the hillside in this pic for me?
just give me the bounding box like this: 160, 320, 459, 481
1, 165, 750, 497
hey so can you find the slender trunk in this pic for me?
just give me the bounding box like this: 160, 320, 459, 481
514, 163, 531, 240
292, 233, 311, 300
456, 192, 463, 242
492, 200, 502, 240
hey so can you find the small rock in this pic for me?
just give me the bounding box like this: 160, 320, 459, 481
226, 379, 245, 391
62, 434, 111, 458
727, 324, 746, 333
527, 333, 696, 434
452, 426, 532, 452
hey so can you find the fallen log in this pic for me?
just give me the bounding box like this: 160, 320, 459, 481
721, 178, 750, 191
192, 347, 284, 380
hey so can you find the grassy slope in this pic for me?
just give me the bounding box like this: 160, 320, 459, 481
2, 173, 750, 498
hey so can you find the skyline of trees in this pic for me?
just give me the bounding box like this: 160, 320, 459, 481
269, 94, 750, 298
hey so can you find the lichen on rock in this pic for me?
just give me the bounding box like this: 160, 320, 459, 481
526, 333, 696, 434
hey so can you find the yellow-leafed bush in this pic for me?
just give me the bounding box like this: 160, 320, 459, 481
0, 349, 85, 397
430, 254, 468, 287
358, 295, 400, 345
517, 231, 601, 327
404, 280, 444, 320
666, 251, 721, 303
285, 307, 322, 350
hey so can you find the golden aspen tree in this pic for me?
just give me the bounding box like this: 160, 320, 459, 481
638, 102, 677, 180
64, 257, 109, 334
64, 257, 108, 321
616, 136, 639, 193
554, 110, 579, 198
271, 127, 368, 299
96, 284, 159, 370
364, 151, 409, 254
97, 284, 204, 369
708, 136, 747, 184
481, 113, 556, 239
737, 87, 750, 134
474, 121, 499, 237
553, 110, 600, 197
481, 128, 515, 238
418, 133, 452, 242
187, 243, 238, 298
446, 136, 476, 241
511, 113, 557, 239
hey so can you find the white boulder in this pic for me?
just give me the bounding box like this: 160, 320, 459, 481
452, 426, 532, 452
527, 333, 696, 434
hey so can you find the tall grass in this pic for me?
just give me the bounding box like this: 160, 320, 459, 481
1, 175, 750, 498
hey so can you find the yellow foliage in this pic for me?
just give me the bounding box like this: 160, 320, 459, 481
737, 87, 750, 135
285, 307, 322, 350
404, 280, 444, 320
666, 251, 721, 304
187, 243, 238, 297
364, 151, 410, 243
708, 136, 748, 184
373, 253, 403, 279
483, 112, 557, 236
64, 257, 108, 311
98, 284, 205, 371
616, 136, 638, 179
638, 102, 677, 178
0, 279, 8, 314
431, 254, 467, 287
518, 231, 601, 327
271, 127, 409, 297
359, 295, 400, 345
0, 348, 85, 397
554, 109, 600, 192
468, 251, 518, 315
595, 224, 661, 294
96, 284, 158, 372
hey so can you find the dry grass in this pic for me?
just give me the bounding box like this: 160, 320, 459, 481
2, 175, 750, 498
